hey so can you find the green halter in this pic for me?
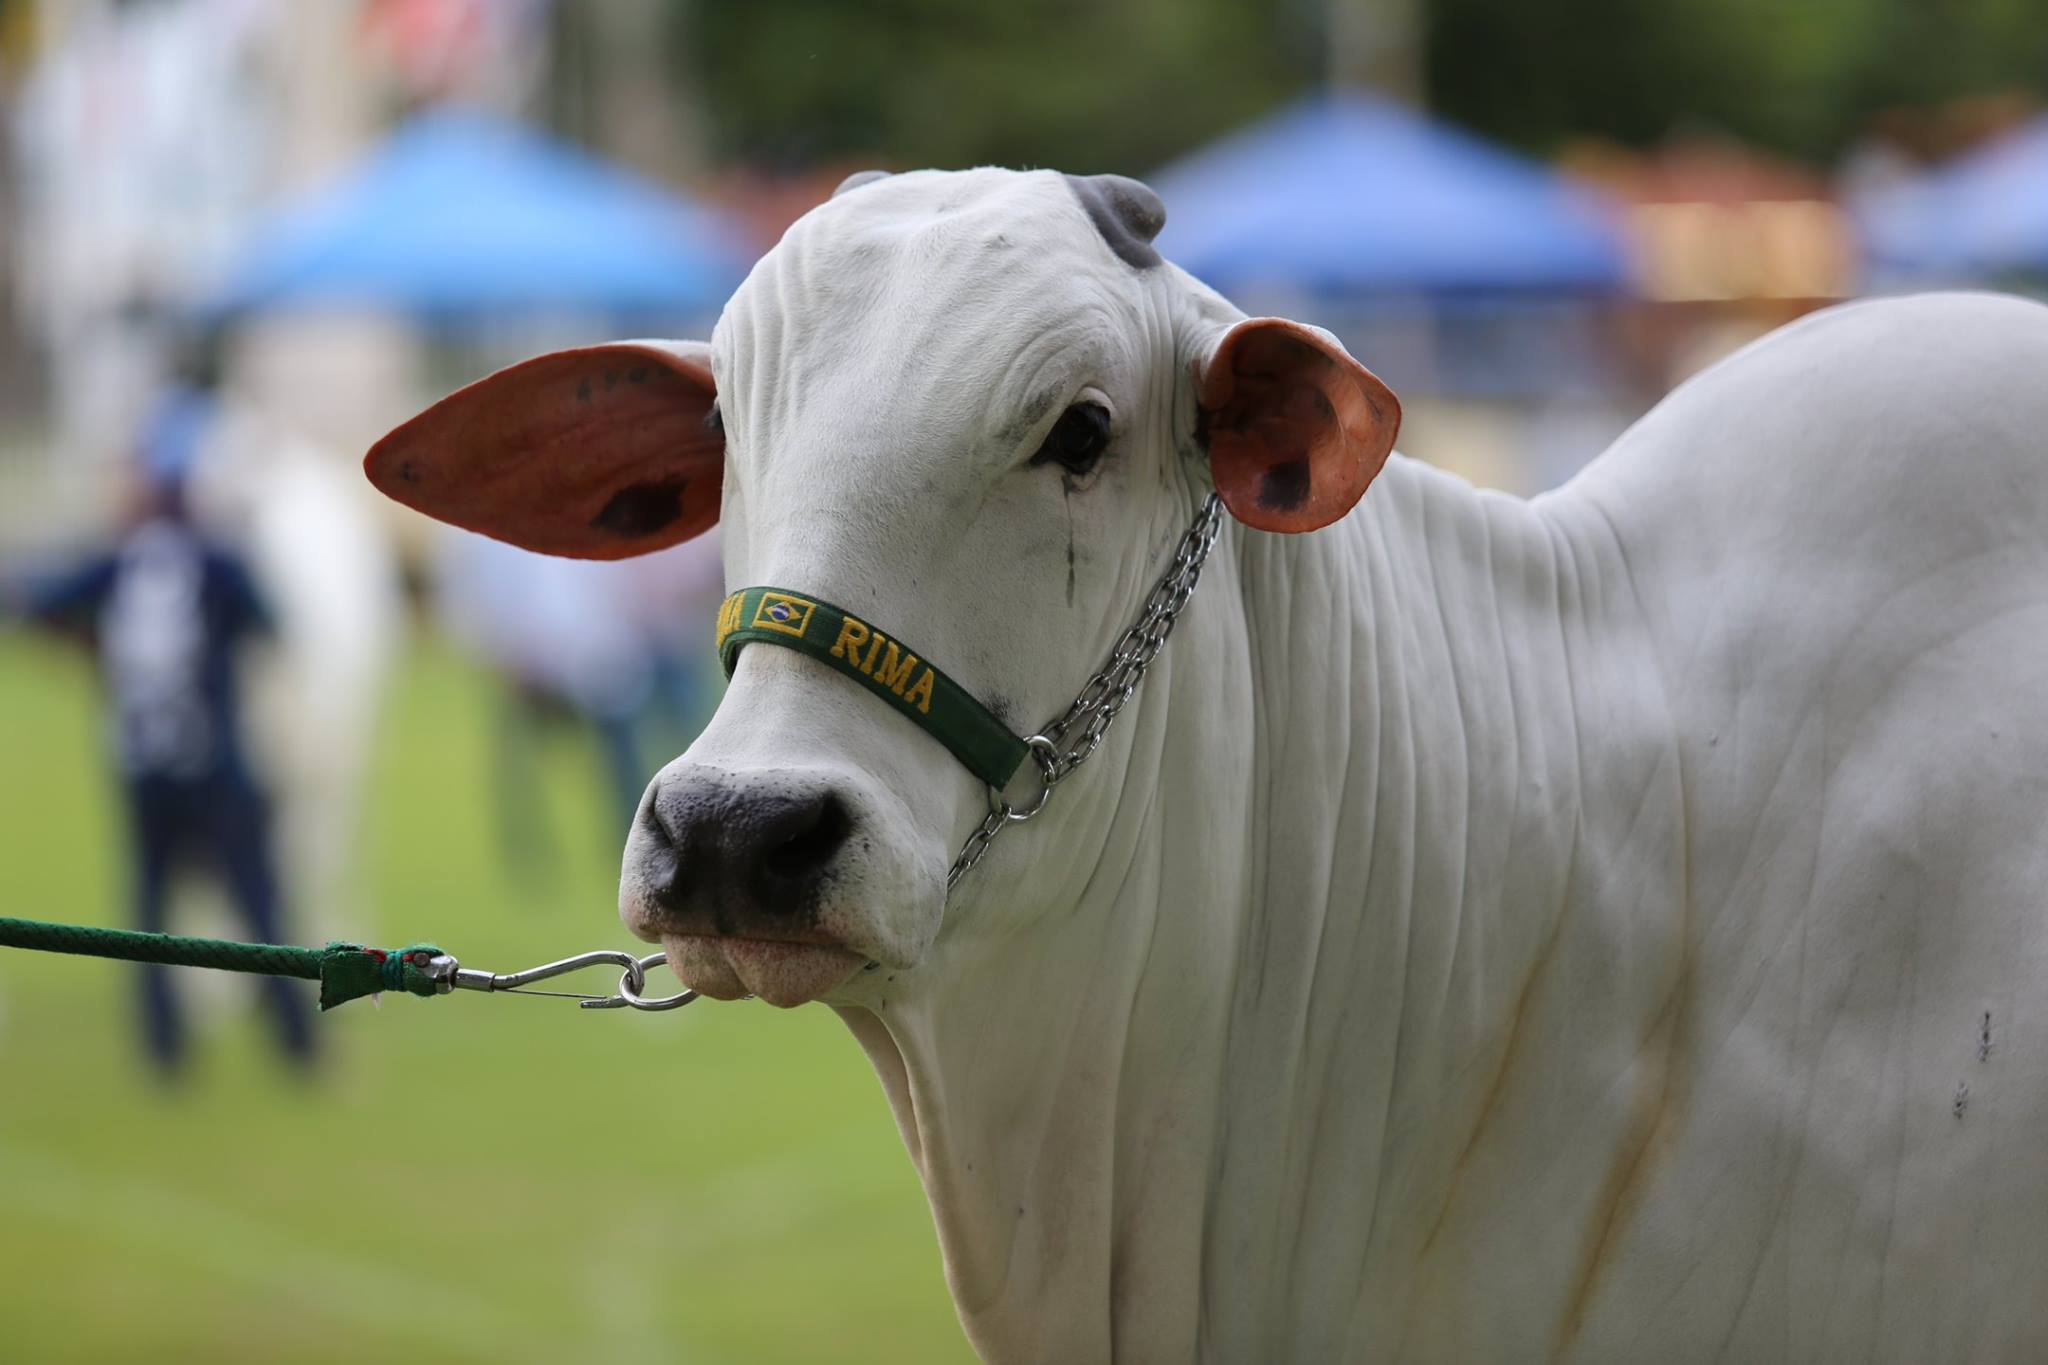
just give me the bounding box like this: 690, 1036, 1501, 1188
715, 587, 1030, 790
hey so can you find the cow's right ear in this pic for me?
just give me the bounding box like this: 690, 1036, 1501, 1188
364, 340, 721, 560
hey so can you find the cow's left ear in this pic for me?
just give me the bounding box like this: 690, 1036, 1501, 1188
365, 340, 721, 560
1195, 318, 1400, 533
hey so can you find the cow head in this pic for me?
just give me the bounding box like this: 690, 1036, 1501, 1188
367, 168, 1399, 1007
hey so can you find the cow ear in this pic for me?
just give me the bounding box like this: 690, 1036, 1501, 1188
364, 340, 721, 560
1195, 319, 1400, 533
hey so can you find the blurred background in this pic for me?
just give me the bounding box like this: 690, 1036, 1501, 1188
0, 0, 2043, 1359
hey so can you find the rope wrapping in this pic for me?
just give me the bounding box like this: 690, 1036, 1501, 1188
0, 917, 443, 1011
314, 942, 448, 1009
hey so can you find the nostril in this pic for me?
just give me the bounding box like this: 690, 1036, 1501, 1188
764, 792, 854, 881
641, 796, 676, 850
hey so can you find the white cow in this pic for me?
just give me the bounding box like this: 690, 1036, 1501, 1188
367, 168, 2048, 1362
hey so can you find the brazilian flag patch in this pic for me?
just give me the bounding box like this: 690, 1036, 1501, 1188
751, 592, 816, 638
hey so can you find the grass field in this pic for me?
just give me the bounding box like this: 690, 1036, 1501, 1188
0, 633, 969, 1363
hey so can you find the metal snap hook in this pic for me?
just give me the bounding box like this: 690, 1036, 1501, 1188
430, 949, 651, 1006
422, 948, 697, 1011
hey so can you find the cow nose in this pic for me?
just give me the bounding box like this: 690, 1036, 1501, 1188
641, 772, 857, 930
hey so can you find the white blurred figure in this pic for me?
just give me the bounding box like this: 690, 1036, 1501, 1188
437, 533, 647, 885
189, 397, 401, 943
617, 527, 727, 763
433, 526, 725, 885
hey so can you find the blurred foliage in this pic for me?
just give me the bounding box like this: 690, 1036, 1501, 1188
1429, 0, 2048, 158
678, 0, 2048, 171
682, 0, 1315, 172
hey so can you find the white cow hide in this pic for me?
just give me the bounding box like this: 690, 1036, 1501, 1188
369, 169, 2048, 1363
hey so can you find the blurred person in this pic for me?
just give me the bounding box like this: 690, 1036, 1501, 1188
617, 529, 727, 766
2, 382, 314, 1078
435, 532, 659, 884
433, 528, 727, 887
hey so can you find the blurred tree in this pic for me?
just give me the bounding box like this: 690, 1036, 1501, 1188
676, 0, 2048, 172
1426, 0, 2048, 158
680, 0, 1314, 173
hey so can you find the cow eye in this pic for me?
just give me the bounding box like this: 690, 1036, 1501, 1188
1031, 402, 1111, 477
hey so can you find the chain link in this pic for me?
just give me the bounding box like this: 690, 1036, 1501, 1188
946, 493, 1225, 890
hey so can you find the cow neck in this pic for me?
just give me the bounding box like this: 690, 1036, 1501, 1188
1195, 463, 1687, 1360
1197, 458, 1662, 1357
832, 480, 1257, 1357
840, 454, 1683, 1361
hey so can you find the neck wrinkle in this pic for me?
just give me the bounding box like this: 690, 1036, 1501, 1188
843, 456, 1663, 1363
1212, 457, 1608, 1358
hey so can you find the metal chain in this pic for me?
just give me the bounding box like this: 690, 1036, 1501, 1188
946, 493, 1225, 889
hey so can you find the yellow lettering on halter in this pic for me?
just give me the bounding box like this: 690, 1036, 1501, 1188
830, 617, 869, 661
715, 594, 743, 650
902, 666, 935, 714
875, 643, 919, 695
860, 633, 885, 675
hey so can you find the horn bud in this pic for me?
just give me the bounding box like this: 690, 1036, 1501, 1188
832, 169, 891, 198
1087, 174, 1165, 243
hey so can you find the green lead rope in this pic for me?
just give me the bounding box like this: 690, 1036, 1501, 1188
715, 586, 1031, 790
0, 916, 443, 1011
5, 595, 1038, 1010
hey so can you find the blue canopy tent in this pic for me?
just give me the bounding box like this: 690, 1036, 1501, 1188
1149, 93, 1627, 298
1856, 116, 2048, 281
206, 108, 752, 322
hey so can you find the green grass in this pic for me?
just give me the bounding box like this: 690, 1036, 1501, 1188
0, 634, 968, 1363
